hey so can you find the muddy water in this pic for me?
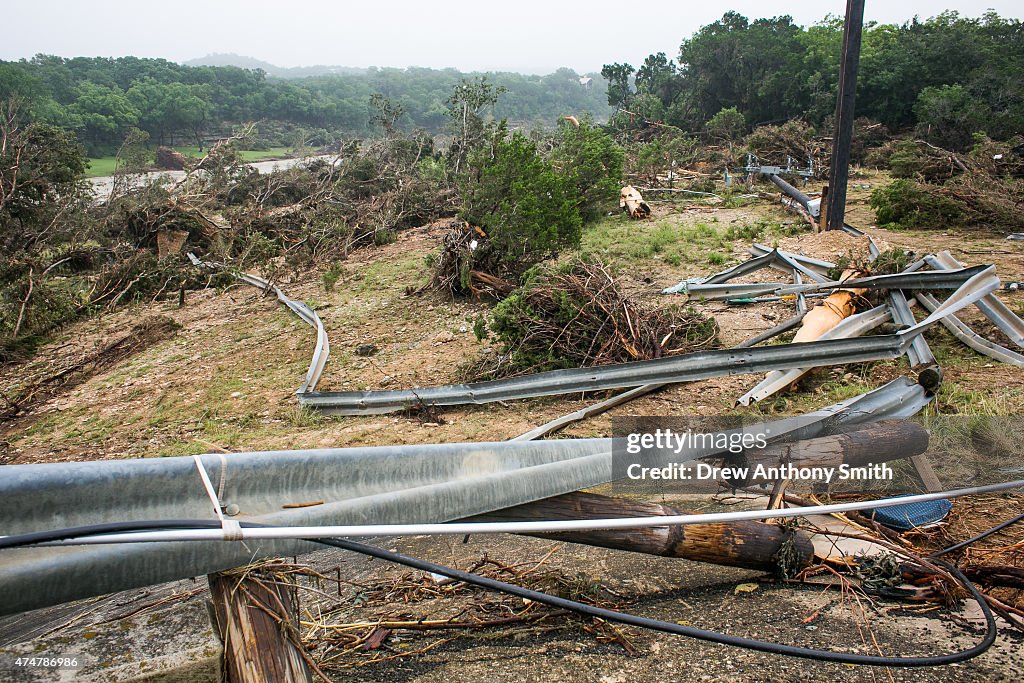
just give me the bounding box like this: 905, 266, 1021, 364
88, 154, 338, 200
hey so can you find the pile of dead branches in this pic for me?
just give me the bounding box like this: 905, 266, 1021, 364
870, 138, 1024, 230
302, 551, 637, 671
471, 259, 718, 379
427, 220, 515, 299
745, 120, 829, 172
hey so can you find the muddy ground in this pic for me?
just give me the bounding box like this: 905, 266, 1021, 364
1, 178, 1023, 681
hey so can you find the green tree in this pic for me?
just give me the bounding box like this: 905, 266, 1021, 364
705, 106, 746, 142
461, 130, 582, 278
600, 62, 635, 109
67, 81, 139, 153
550, 120, 623, 222
1, 100, 86, 233
446, 76, 506, 174
914, 84, 990, 151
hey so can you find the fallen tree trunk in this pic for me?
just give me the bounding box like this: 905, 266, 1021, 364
723, 420, 930, 487
469, 491, 814, 576
793, 276, 865, 342
619, 185, 651, 219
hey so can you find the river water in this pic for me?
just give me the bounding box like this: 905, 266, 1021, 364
88, 155, 337, 200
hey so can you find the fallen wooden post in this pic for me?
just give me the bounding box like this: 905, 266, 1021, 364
209, 565, 314, 683
470, 491, 815, 576
619, 185, 651, 219
724, 420, 930, 487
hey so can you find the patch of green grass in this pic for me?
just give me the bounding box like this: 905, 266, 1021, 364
240, 147, 292, 161
581, 216, 730, 268
84, 156, 119, 177
158, 440, 210, 457
322, 261, 347, 292
346, 255, 426, 296
64, 415, 118, 444
289, 405, 326, 428
85, 147, 293, 178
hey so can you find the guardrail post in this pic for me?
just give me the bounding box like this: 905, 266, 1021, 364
208, 564, 314, 683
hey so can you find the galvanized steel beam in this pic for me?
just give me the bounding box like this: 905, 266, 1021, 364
0, 378, 932, 615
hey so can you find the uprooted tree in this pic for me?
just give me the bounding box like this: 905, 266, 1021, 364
433, 120, 623, 296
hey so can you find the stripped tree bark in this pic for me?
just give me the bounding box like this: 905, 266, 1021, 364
208, 566, 316, 683
470, 491, 815, 576
718, 420, 930, 487
619, 185, 651, 219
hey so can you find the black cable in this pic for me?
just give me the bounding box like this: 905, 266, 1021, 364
930, 511, 1024, 558
0, 520, 223, 549
316, 537, 995, 668
0, 520, 998, 667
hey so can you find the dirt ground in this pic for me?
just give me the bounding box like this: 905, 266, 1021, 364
2, 182, 1024, 681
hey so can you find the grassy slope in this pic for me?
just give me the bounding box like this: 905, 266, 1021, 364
5, 175, 1024, 464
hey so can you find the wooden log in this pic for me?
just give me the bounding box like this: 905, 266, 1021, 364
722, 420, 929, 487
470, 491, 815, 575
209, 567, 313, 683
792, 283, 864, 343
619, 185, 651, 219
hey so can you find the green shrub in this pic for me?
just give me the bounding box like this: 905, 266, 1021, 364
870, 179, 965, 229
460, 130, 582, 278
549, 120, 624, 223
705, 107, 746, 142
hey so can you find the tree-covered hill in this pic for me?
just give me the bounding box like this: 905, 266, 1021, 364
604, 10, 1023, 151
0, 56, 610, 155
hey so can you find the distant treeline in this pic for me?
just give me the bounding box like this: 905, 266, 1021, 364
0, 56, 609, 155
603, 10, 1024, 151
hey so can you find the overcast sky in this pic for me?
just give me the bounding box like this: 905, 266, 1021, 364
5, 1, 1020, 74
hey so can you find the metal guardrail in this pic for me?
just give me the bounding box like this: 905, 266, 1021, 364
672, 264, 990, 300
916, 292, 1024, 368
189, 254, 329, 393
750, 244, 835, 274
298, 267, 997, 415
736, 303, 893, 406
0, 378, 931, 615
927, 251, 1024, 348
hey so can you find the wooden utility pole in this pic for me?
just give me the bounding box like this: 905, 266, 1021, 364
471, 491, 815, 575
825, 0, 866, 231
209, 566, 314, 683
727, 420, 930, 487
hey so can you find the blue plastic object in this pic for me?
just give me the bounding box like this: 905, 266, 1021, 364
869, 498, 953, 531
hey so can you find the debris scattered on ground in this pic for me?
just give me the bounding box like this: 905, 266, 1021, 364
0, 316, 179, 421
470, 259, 718, 379
619, 185, 651, 219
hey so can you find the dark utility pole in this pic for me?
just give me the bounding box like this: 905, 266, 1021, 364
825, 0, 866, 231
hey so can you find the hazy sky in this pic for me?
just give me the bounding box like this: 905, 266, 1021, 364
6, 1, 1020, 74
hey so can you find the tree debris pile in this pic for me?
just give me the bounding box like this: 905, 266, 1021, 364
744, 119, 827, 171
154, 146, 187, 170
427, 220, 515, 299
870, 137, 1024, 231
471, 260, 718, 379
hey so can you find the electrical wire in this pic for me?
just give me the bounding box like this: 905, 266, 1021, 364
0, 519, 998, 667
930, 511, 1024, 558
9, 479, 1022, 546
317, 537, 995, 668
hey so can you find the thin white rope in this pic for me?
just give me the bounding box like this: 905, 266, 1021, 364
32, 479, 1024, 546
192, 455, 243, 541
